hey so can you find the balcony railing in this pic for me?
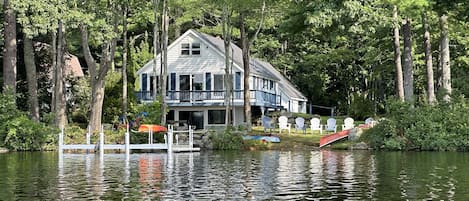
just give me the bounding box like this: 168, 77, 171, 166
135, 90, 280, 107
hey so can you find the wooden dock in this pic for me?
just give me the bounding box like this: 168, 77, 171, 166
58, 124, 200, 154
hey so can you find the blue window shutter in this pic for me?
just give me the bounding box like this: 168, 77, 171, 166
142, 73, 148, 91
235, 72, 241, 90
206, 73, 211, 90
170, 73, 176, 90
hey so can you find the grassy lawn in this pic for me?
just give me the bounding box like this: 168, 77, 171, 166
246, 126, 325, 151
245, 116, 366, 151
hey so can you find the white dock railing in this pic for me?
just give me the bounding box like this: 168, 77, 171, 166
58, 124, 199, 154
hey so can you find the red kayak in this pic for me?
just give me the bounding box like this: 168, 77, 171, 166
138, 124, 168, 133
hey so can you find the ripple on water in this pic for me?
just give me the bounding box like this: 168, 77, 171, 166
2, 151, 469, 200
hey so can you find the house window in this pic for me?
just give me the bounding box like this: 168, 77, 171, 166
208, 110, 225, 124
192, 43, 200, 55
214, 74, 224, 90
181, 43, 190, 55
181, 42, 200, 55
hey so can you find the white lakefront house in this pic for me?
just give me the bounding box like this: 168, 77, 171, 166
136, 29, 307, 129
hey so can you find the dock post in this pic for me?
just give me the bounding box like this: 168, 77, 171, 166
125, 124, 130, 155
189, 125, 193, 149
85, 125, 91, 154
150, 129, 153, 144
148, 129, 153, 144
58, 126, 64, 152
100, 125, 104, 159
86, 125, 91, 145
167, 125, 173, 153
58, 126, 64, 158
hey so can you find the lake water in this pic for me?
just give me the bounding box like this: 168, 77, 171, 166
0, 150, 468, 200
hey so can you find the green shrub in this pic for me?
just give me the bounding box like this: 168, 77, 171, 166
210, 128, 244, 150
136, 98, 163, 125
349, 92, 374, 120
0, 90, 58, 151
2, 116, 58, 151
362, 97, 469, 151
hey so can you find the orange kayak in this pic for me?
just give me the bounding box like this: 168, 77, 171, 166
138, 124, 168, 133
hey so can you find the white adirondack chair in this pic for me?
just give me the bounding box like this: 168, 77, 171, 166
342, 117, 355, 130
278, 116, 291, 134
295, 117, 307, 134
325, 118, 337, 133
310, 117, 323, 134
365, 117, 376, 127
262, 116, 273, 134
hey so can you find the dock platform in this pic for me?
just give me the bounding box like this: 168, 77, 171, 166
58, 124, 200, 154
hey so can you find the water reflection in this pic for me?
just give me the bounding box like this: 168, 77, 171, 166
2, 151, 469, 200
53, 151, 469, 200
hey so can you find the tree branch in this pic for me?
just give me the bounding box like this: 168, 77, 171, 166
79, 23, 97, 81
249, 0, 266, 45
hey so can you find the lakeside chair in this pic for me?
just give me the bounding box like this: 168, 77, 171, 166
365, 117, 376, 127
262, 116, 274, 134
342, 117, 355, 130
325, 118, 337, 133
278, 116, 291, 134
310, 117, 323, 134
295, 117, 307, 134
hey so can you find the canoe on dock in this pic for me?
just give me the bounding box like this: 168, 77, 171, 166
138, 124, 168, 133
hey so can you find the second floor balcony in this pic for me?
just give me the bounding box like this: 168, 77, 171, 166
135, 89, 281, 108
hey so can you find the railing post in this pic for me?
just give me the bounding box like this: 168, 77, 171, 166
189, 125, 193, 149
167, 125, 173, 153
86, 125, 91, 145
125, 124, 130, 155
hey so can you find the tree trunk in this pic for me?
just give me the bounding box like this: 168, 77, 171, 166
55, 20, 67, 127
436, 42, 442, 91
439, 14, 451, 102
240, 12, 251, 128
393, 6, 404, 102
23, 35, 40, 122
122, 6, 129, 122
402, 18, 414, 103
90, 78, 105, 132
160, 0, 168, 126
51, 31, 57, 113
173, 6, 182, 39
3, 0, 17, 93
423, 12, 436, 105
80, 22, 116, 132
153, 0, 160, 100
222, 3, 232, 126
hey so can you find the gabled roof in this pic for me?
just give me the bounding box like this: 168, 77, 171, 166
196, 32, 280, 81
34, 42, 84, 77
254, 59, 307, 101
